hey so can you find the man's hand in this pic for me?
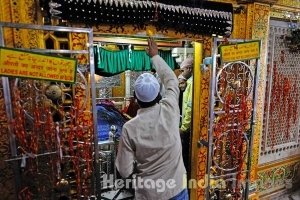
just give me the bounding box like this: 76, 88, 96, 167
145, 37, 158, 58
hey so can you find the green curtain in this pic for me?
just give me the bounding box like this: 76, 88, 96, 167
94, 46, 176, 77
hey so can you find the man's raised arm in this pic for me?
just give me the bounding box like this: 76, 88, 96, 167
145, 38, 179, 103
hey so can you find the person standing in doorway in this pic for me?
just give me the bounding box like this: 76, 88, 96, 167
179, 57, 193, 177
115, 38, 188, 200
178, 74, 187, 117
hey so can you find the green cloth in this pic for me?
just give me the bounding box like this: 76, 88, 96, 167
94, 46, 176, 76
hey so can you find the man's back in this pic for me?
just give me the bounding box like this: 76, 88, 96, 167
116, 39, 187, 200
123, 98, 185, 199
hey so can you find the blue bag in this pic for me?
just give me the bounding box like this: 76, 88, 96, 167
96, 103, 127, 141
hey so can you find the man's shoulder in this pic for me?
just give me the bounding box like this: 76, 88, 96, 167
123, 116, 139, 129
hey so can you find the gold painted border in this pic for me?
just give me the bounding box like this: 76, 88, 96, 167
258, 155, 300, 171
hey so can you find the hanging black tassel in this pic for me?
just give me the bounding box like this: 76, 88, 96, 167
49, 0, 233, 36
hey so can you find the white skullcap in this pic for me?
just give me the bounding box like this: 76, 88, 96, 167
134, 73, 160, 102
178, 74, 187, 81
180, 57, 194, 69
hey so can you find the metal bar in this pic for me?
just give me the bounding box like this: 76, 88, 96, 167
89, 28, 101, 198
96, 97, 128, 100
16, 48, 89, 54
211, 170, 248, 179
0, 22, 91, 33
0, 25, 21, 198
98, 140, 115, 146
244, 53, 261, 199
60, 126, 90, 132
4, 151, 57, 162
198, 139, 209, 148
205, 37, 218, 199
0, 28, 16, 156
214, 109, 243, 114
125, 70, 131, 99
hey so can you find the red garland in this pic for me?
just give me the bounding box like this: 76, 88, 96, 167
18, 187, 33, 200
268, 64, 299, 147
12, 88, 27, 149
213, 91, 250, 199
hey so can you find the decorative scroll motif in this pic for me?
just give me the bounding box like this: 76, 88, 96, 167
69, 31, 94, 198
203, 37, 213, 57
50, 0, 233, 36
257, 160, 300, 195
248, 3, 270, 188
232, 12, 247, 39
11, 0, 41, 48
196, 72, 210, 200
252, 4, 270, 40
0, 0, 14, 46
11, 0, 23, 48
70, 33, 88, 65
260, 20, 300, 164
245, 3, 254, 40
196, 37, 211, 200
24, 0, 40, 48
216, 62, 254, 104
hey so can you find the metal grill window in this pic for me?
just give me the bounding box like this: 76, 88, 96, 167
259, 20, 300, 164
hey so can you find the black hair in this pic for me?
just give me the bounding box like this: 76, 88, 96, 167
134, 91, 162, 108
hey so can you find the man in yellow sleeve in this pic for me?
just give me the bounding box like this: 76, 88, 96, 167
180, 57, 193, 134
179, 57, 193, 175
